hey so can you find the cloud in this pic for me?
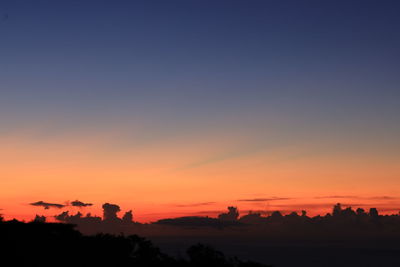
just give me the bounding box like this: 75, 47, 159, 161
71, 200, 93, 207
368, 196, 398, 200
237, 197, 292, 202
314, 195, 398, 200
271, 203, 366, 210
314, 195, 357, 199
218, 206, 239, 221
102, 203, 121, 221
175, 202, 216, 207
177, 143, 271, 171
30, 201, 65, 209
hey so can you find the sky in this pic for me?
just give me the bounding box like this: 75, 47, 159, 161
1, 0, 400, 222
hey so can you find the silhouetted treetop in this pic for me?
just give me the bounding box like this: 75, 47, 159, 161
0, 219, 271, 267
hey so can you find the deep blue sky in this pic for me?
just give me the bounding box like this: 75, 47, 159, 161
1, 0, 399, 152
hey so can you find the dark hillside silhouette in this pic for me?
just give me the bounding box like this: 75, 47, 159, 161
46, 203, 400, 266
11, 202, 400, 266
0, 219, 270, 267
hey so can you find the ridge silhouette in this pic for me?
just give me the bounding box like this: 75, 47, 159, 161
3, 203, 400, 266
0, 219, 270, 267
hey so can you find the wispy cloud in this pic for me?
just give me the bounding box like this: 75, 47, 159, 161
272, 203, 365, 209
178, 143, 270, 170
314, 195, 357, 199
237, 197, 292, 202
314, 195, 398, 200
368, 196, 398, 200
175, 202, 216, 207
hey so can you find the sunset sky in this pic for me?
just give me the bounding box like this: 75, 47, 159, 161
1, 0, 400, 222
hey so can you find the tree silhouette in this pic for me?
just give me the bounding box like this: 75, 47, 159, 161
0, 219, 271, 267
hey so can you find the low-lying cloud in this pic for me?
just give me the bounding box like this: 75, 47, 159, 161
238, 197, 292, 202
30, 200, 94, 209
314, 195, 357, 199
314, 195, 398, 200
71, 200, 93, 207
175, 202, 216, 207
30, 201, 65, 209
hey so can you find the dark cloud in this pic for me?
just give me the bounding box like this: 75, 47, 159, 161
122, 210, 133, 223
237, 197, 292, 202
218, 206, 239, 221
30, 201, 65, 209
71, 200, 93, 207
272, 203, 366, 209
33, 215, 46, 222
175, 202, 216, 207
102, 203, 121, 221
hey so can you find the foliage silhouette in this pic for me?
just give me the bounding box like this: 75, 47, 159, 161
0, 219, 271, 267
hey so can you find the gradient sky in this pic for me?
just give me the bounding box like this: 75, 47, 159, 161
1, 0, 400, 222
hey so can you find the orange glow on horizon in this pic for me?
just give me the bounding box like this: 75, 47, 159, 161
1, 130, 400, 223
